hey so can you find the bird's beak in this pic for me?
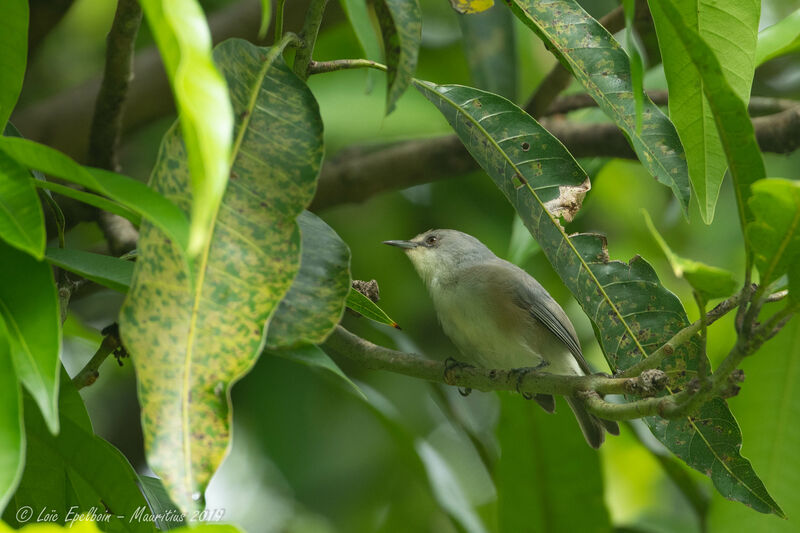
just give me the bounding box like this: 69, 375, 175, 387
383, 240, 418, 249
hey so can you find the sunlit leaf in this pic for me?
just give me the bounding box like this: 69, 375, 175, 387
418, 81, 783, 516
507, 0, 691, 215
0, 240, 60, 435
119, 39, 322, 512
756, 8, 800, 66
0, 0, 27, 131
375, 0, 422, 114
0, 150, 45, 258
457, 1, 516, 100
747, 178, 800, 300
45, 248, 134, 294
265, 211, 351, 349
0, 316, 24, 515
449, 0, 494, 15
345, 288, 399, 328
139, 0, 234, 256
649, 0, 760, 223
642, 210, 737, 300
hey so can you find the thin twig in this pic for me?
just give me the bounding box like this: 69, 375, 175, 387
72, 329, 121, 389
308, 59, 387, 74
274, 0, 286, 45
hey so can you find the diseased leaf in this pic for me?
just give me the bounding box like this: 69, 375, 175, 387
0, 316, 24, 515
139, 0, 234, 256
418, 81, 783, 516
457, 0, 516, 100
375, 0, 422, 114
0, 0, 27, 131
346, 288, 399, 328
0, 150, 45, 258
650, 0, 765, 231
756, 8, 800, 66
649, 0, 760, 223
265, 211, 351, 348
0, 240, 60, 435
507, 0, 690, 215
642, 210, 737, 300
45, 248, 134, 294
269, 344, 365, 399
746, 178, 800, 299
0, 137, 188, 253
119, 39, 323, 512
449, 0, 494, 15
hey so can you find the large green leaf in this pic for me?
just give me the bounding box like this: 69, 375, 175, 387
139, 0, 233, 256
649, 0, 766, 231
708, 317, 800, 530
417, 81, 782, 516
374, 0, 422, 114
3, 372, 151, 532
119, 38, 323, 512
265, 211, 350, 349
457, 1, 516, 100
45, 248, 134, 294
0, 316, 24, 515
507, 0, 690, 215
0, 150, 45, 258
0, 0, 27, 131
496, 395, 611, 532
649, 0, 760, 223
0, 240, 61, 435
756, 8, 800, 66
746, 178, 800, 299
0, 137, 189, 253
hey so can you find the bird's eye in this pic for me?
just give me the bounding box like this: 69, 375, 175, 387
425, 235, 438, 246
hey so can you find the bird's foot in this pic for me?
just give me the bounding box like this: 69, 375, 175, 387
444, 357, 474, 387
458, 387, 472, 397
513, 360, 550, 399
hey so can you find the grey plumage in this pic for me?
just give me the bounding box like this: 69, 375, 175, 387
384, 229, 618, 448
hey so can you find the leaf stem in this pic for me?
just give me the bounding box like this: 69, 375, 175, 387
72, 328, 122, 389
308, 58, 388, 74
293, 0, 330, 80
274, 0, 285, 45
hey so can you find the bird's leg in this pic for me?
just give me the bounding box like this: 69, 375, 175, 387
444, 357, 474, 396
513, 360, 550, 399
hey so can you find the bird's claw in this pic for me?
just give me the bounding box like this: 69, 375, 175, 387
513, 360, 550, 399
444, 357, 474, 387
458, 387, 472, 397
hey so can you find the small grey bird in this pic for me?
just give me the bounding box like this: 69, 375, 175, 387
384, 229, 619, 448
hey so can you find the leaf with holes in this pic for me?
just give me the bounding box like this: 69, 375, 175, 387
507, 0, 690, 215
375, 0, 421, 114
418, 81, 782, 516
119, 38, 323, 512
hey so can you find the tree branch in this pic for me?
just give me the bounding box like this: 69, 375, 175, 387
293, 0, 330, 80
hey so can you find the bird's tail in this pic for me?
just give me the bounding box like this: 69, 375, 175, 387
565, 395, 619, 449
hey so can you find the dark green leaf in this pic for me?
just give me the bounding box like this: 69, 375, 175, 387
0, 138, 188, 253
417, 81, 783, 516
746, 178, 800, 299
649, 0, 759, 223
0, 0, 27, 131
0, 316, 24, 515
649, 0, 765, 231
45, 248, 134, 294
266, 211, 351, 348
119, 39, 322, 512
375, 0, 422, 114
642, 210, 737, 300
507, 0, 691, 215
340, 0, 383, 91
0, 240, 60, 434
0, 150, 45, 258
345, 288, 399, 329
756, 8, 800, 66
496, 395, 611, 532
138, 476, 186, 530
270, 344, 365, 399
32, 181, 141, 226
457, 1, 516, 100
139, 0, 233, 256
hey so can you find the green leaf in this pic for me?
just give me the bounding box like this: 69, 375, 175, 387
756, 8, 800, 66
417, 81, 783, 516
0, 316, 24, 515
457, 0, 516, 100
119, 39, 323, 512
375, 0, 422, 114
138, 476, 186, 530
649, 0, 766, 232
649, 0, 760, 224
265, 211, 350, 348
270, 344, 365, 399
345, 288, 399, 328
642, 210, 737, 300
496, 395, 611, 532
449, 0, 494, 14
747, 178, 800, 299
32, 180, 141, 227
0, 240, 60, 435
45, 248, 134, 294
507, 0, 690, 215
340, 0, 383, 91
3, 372, 151, 532
507, 214, 540, 265
139, 0, 234, 256
708, 316, 800, 530
0, 150, 45, 258
0, 0, 27, 131
0, 137, 188, 253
